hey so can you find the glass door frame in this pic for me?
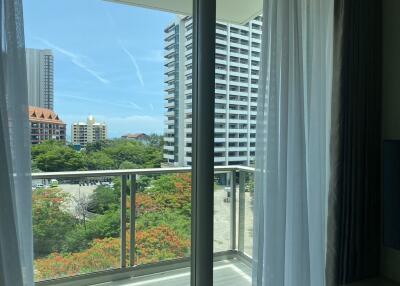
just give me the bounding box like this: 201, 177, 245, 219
191, 0, 216, 285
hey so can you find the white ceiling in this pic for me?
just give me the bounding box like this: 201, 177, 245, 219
107, 0, 263, 24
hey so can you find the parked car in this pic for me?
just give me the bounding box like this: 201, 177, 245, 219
50, 179, 59, 187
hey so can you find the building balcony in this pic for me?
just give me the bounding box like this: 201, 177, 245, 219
164, 48, 175, 57
213, 138, 226, 144
216, 28, 228, 36
185, 58, 193, 66
163, 145, 175, 151
215, 78, 227, 85
164, 136, 175, 143
164, 28, 175, 40
164, 83, 175, 92
165, 64, 175, 74
165, 92, 175, 100
230, 71, 248, 78
163, 153, 175, 161
164, 74, 175, 83
32, 165, 254, 286
164, 130, 175, 136
214, 156, 227, 163
164, 118, 175, 125
215, 59, 228, 66
165, 56, 175, 65
164, 101, 175, 108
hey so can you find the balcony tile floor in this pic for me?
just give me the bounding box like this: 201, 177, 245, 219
96, 260, 251, 286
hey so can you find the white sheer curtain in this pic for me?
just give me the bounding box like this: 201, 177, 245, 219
0, 0, 34, 285
252, 0, 333, 285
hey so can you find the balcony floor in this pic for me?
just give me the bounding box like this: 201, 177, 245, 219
95, 260, 251, 286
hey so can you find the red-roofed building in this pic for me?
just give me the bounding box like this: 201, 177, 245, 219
28, 106, 66, 144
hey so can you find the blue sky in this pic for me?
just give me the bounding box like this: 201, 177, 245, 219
23, 0, 175, 138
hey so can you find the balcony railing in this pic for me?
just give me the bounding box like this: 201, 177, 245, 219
32, 165, 254, 286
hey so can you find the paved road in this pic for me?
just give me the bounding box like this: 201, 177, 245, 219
59, 183, 97, 198
57, 183, 98, 215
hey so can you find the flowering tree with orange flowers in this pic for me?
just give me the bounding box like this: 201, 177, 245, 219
33, 173, 193, 281
35, 225, 190, 280
33, 188, 76, 257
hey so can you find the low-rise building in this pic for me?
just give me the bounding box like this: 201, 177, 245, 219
72, 115, 107, 148
121, 133, 149, 143
28, 106, 66, 144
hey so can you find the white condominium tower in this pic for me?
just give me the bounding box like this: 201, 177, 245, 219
163, 16, 262, 166
72, 115, 107, 148
25, 48, 54, 110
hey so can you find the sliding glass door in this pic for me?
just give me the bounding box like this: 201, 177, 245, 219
24, 0, 263, 285
25, 0, 197, 284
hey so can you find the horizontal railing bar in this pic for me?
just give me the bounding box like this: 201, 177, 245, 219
35, 250, 241, 286
31, 165, 255, 179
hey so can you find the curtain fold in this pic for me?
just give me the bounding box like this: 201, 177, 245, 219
0, 0, 33, 285
252, 0, 333, 285
326, 0, 382, 284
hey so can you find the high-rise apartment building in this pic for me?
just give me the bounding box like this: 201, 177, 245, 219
25, 48, 54, 110
163, 16, 262, 166
72, 115, 107, 148
28, 106, 66, 145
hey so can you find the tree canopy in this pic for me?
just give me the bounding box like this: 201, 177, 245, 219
31, 139, 164, 172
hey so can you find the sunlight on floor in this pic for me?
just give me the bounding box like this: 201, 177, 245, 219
96, 260, 251, 286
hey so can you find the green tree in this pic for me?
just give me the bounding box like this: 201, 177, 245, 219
147, 133, 164, 148
63, 210, 120, 253
86, 152, 115, 170
137, 175, 152, 192
85, 140, 109, 153
136, 209, 191, 239
103, 140, 163, 168
32, 138, 164, 173
32, 141, 65, 160
145, 174, 192, 216
119, 160, 138, 169
35, 147, 86, 171
88, 186, 119, 214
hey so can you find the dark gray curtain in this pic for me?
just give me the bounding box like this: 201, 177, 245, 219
327, 0, 382, 285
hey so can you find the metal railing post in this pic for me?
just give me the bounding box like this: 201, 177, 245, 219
238, 171, 245, 253
230, 170, 237, 250
121, 175, 127, 268
130, 174, 137, 267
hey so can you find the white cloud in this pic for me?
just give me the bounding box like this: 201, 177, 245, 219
140, 49, 164, 63
97, 115, 164, 137
37, 38, 110, 84
57, 94, 141, 111
117, 39, 145, 87
129, 102, 142, 110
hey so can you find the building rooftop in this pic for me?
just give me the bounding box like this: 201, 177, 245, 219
121, 133, 148, 139
28, 106, 65, 124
